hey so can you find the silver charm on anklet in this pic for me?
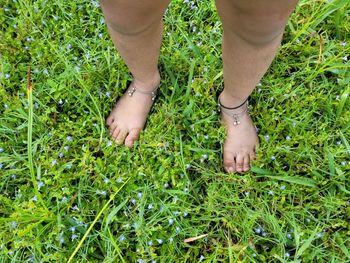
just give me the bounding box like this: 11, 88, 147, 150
128, 87, 136, 97
232, 115, 241, 125
217, 97, 249, 126
128, 83, 158, 101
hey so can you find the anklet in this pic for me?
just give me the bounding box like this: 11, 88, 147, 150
218, 97, 249, 126
128, 82, 158, 101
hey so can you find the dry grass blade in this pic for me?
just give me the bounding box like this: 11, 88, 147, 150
184, 234, 208, 243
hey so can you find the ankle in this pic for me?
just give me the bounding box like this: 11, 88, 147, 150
219, 90, 248, 112
133, 71, 160, 92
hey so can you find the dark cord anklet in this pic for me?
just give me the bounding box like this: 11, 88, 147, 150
217, 96, 249, 126
217, 97, 248, 110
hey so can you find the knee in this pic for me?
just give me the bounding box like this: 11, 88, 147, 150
226, 4, 296, 46
100, 2, 159, 36
108, 16, 158, 36
229, 15, 288, 46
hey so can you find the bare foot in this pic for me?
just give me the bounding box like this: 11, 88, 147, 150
219, 91, 260, 173
106, 73, 160, 148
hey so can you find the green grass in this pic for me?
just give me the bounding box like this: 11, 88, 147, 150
0, 0, 349, 262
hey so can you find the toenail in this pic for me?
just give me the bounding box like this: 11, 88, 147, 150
227, 167, 234, 173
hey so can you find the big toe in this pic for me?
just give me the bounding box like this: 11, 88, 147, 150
125, 128, 141, 148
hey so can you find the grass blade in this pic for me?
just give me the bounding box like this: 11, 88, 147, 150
252, 167, 316, 187
27, 65, 47, 211
67, 177, 130, 263
340, 131, 350, 155
295, 226, 319, 258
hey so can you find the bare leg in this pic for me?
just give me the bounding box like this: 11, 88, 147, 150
215, 0, 298, 173
100, 0, 170, 148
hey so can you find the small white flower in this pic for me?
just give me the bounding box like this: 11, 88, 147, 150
31, 195, 38, 202
316, 232, 323, 238
11, 221, 17, 229
37, 181, 44, 189
104, 178, 110, 184
51, 159, 57, 166
286, 136, 291, 140
59, 232, 65, 244
271, 156, 276, 160
168, 218, 174, 225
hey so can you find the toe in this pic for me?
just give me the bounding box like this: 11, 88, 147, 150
235, 154, 244, 173
115, 129, 127, 145
223, 151, 236, 173
112, 127, 121, 140
125, 128, 141, 148
109, 120, 118, 135
243, 154, 250, 171
106, 113, 115, 126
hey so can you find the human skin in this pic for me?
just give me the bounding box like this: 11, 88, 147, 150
100, 0, 298, 173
